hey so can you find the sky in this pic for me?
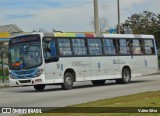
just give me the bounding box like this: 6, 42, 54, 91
0, 0, 160, 32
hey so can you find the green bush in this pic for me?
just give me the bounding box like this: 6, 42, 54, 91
0, 68, 9, 76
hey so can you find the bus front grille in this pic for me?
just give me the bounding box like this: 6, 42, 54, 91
19, 80, 31, 83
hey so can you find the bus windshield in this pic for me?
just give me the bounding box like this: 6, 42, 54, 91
9, 35, 42, 70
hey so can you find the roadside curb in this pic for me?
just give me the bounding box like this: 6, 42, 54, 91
0, 84, 9, 88
0, 80, 9, 88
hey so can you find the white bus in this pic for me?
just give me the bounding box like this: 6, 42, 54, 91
9, 32, 159, 91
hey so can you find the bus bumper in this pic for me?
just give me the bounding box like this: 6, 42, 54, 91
9, 76, 46, 87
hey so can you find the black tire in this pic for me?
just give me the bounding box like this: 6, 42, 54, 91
116, 68, 131, 84
91, 80, 106, 86
33, 85, 45, 91
61, 72, 74, 90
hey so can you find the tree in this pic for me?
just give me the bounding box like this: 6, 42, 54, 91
33, 28, 48, 32
90, 17, 109, 33
33, 28, 62, 33
121, 11, 160, 40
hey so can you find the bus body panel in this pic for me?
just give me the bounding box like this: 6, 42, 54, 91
60, 57, 91, 81
89, 56, 121, 80
144, 55, 159, 75
44, 62, 63, 83
119, 56, 146, 77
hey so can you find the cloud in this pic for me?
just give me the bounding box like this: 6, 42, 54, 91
98, 0, 153, 27
5, 14, 34, 20
120, 0, 148, 9
0, 0, 160, 32
1, 0, 93, 32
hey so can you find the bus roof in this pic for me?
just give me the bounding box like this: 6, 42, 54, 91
11, 32, 154, 39
43, 32, 154, 39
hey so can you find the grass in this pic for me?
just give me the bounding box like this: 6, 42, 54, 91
0, 76, 9, 80
23, 91, 160, 116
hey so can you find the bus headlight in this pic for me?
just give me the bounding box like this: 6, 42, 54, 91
10, 73, 16, 79
34, 69, 44, 77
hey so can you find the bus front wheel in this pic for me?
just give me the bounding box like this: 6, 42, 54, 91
116, 68, 131, 84
33, 85, 45, 91
61, 72, 74, 90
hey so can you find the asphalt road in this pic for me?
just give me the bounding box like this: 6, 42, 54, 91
0, 74, 160, 108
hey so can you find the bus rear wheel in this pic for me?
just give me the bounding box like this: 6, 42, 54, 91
116, 68, 131, 84
91, 80, 106, 85
33, 85, 45, 91
61, 72, 74, 90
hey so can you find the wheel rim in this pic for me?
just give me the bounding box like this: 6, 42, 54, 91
66, 76, 72, 86
124, 71, 129, 81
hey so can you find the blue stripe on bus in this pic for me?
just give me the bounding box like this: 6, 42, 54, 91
61, 64, 63, 71
76, 34, 85, 37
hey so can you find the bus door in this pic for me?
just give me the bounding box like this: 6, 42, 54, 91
43, 38, 61, 83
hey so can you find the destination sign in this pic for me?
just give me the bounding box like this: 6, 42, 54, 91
10, 35, 40, 44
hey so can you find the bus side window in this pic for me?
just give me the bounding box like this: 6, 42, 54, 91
58, 39, 72, 56
118, 39, 130, 55
88, 39, 102, 56
131, 39, 143, 55
144, 40, 155, 55
72, 39, 87, 56
103, 39, 116, 55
